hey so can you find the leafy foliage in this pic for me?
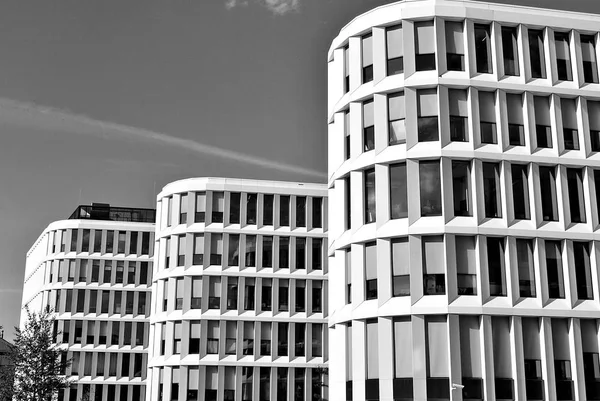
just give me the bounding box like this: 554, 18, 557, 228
10, 307, 70, 401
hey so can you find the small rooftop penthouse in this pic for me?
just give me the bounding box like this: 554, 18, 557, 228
68, 203, 156, 223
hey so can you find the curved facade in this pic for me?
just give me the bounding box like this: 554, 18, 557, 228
22, 205, 155, 401
147, 178, 328, 401
327, 1, 600, 400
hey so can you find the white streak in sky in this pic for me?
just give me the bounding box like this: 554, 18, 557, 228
0, 98, 326, 179
225, 0, 300, 15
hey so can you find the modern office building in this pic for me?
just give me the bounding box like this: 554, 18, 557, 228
327, 0, 600, 400
146, 178, 328, 401
21, 203, 156, 401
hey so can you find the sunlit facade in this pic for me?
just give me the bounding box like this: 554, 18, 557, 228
147, 178, 328, 401
21, 204, 155, 401
327, 0, 600, 400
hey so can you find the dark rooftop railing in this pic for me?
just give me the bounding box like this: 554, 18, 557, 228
68, 203, 156, 223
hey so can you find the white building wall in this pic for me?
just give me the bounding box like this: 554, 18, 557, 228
328, 1, 600, 400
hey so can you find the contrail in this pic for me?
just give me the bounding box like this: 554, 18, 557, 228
0, 97, 326, 180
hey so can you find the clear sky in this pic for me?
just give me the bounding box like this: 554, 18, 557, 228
1, 0, 598, 340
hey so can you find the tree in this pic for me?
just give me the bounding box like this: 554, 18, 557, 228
10, 307, 71, 401
0, 325, 15, 401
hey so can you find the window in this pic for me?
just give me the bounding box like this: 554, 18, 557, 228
117, 231, 126, 254
365, 242, 377, 300
446, 21, 465, 71
312, 281, 323, 313
188, 368, 199, 401
141, 232, 150, 255
280, 195, 290, 226
456, 236, 477, 295
501, 26, 519, 76
115, 261, 123, 284
207, 321, 219, 354
393, 318, 414, 400
296, 280, 306, 312
125, 292, 134, 314
562, 98, 579, 150
574, 241, 593, 300
345, 176, 351, 230
212, 192, 224, 223
262, 279, 272, 311
392, 238, 410, 296
262, 236, 273, 268
545, 241, 564, 299
179, 193, 188, 224
417, 88, 439, 141
193, 234, 204, 265
390, 163, 407, 219
588, 101, 600, 151
362, 33, 373, 83
516, 239, 535, 298
529, 29, 546, 78
295, 368, 305, 401
449, 89, 468, 142
113, 291, 122, 314
128, 231, 137, 255
70, 229, 78, 253
452, 161, 471, 216
189, 322, 201, 354
173, 322, 182, 354
479, 91, 497, 144
247, 193, 257, 225
88, 290, 97, 313
162, 281, 168, 311
345, 249, 352, 304
386, 25, 403, 75
175, 278, 184, 310
138, 292, 147, 315
296, 196, 306, 227
68, 260, 76, 282
93, 230, 102, 253
105, 231, 113, 254
139, 262, 148, 285
91, 260, 99, 283
296, 238, 306, 270
534, 96, 552, 148
278, 322, 289, 357
507, 93, 525, 146
111, 321, 120, 345
177, 235, 185, 266
423, 236, 445, 295
539, 166, 558, 221
483, 162, 502, 218
419, 160, 442, 216
263, 194, 274, 225
364, 168, 376, 224
191, 277, 202, 309
581, 35, 598, 83
210, 234, 223, 265
388, 92, 406, 145
475, 24, 492, 73
366, 320, 380, 400
164, 237, 171, 268
243, 322, 254, 355
512, 164, 530, 220
363, 100, 375, 152
195, 192, 206, 223
344, 110, 351, 160
279, 237, 290, 269
312, 197, 323, 229
78, 259, 87, 283
312, 238, 322, 271
555, 32, 572, 81
229, 192, 241, 224
245, 235, 256, 267
260, 322, 271, 355
101, 291, 109, 314
228, 234, 239, 266
81, 229, 90, 253
227, 277, 238, 310
312, 323, 323, 357
226, 321, 237, 355
208, 276, 221, 309
171, 368, 180, 401
342, 45, 351, 94
567, 168, 586, 223
425, 316, 450, 399
415, 21, 435, 71
279, 279, 289, 312
244, 278, 255, 310
295, 323, 306, 357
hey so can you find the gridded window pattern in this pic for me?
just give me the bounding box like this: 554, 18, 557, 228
46, 229, 153, 257
151, 365, 327, 401
160, 191, 325, 230
56, 383, 146, 401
